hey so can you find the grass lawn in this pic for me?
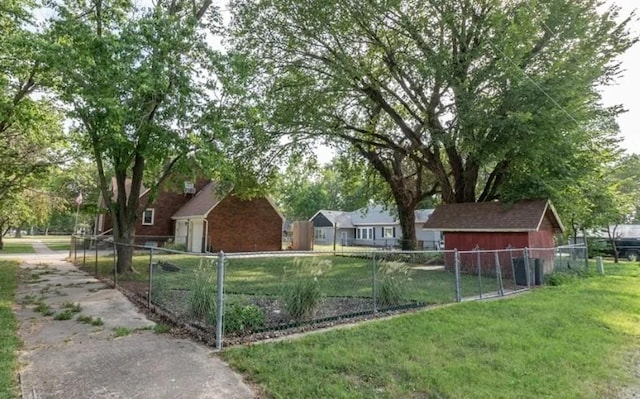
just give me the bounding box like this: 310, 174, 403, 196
0, 261, 19, 398
46, 243, 70, 251
83, 252, 504, 304
0, 242, 35, 254
221, 260, 640, 399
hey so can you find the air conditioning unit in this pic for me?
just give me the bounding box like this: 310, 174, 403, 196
184, 181, 196, 194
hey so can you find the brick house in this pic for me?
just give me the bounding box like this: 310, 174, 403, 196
95, 178, 284, 253
423, 199, 564, 275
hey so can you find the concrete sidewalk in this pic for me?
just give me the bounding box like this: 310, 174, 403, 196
13, 252, 255, 399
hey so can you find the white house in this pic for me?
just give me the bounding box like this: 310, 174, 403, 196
309, 205, 441, 249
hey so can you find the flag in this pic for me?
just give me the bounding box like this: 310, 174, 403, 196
75, 192, 83, 205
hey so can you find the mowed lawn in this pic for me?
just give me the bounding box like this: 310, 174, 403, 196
84, 252, 505, 304
222, 261, 640, 399
0, 241, 34, 254
0, 261, 19, 398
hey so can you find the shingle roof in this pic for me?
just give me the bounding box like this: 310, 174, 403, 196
311, 206, 434, 227
98, 177, 147, 207
172, 181, 225, 219
422, 200, 564, 233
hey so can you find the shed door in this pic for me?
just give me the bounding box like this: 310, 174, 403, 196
189, 221, 204, 253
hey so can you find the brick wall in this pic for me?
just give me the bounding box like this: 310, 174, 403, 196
208, 195, 282, 252
101, 179, 210, 239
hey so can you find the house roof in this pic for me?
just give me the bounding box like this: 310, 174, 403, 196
310, 205, 434, 227
309, 210, 354, 228
172, 181, 285, 221
172, 181, 224, 219
98, 177, 148, 207
423, 199, 564, 233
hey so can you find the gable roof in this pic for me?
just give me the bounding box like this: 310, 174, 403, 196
171, 181, 285, 221
310, 205, 434, 227
98, 177, 148, 208
172, 181, 224, 219
423, 200, 564, 233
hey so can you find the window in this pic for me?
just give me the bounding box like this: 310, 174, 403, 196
383, 227, 395, 238
357, 227, 373, 240
314, 228, 326, 240
142, 209, 155, 225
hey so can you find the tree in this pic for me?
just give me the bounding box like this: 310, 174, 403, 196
231, 0, 635, 249
275, 154, 380, 219
0, 0, 66, 215
46, 0, 263, 272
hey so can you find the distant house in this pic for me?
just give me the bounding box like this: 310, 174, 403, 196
95, 178, 284, 253
309, 205, 441, 249
423, 199, 564, 274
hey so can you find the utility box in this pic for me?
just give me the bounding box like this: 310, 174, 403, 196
513, 258, 544, 286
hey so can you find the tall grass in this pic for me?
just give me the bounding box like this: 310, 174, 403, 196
282, 258, 331, 320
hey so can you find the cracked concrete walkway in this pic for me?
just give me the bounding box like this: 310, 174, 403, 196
13, 251, 255, 399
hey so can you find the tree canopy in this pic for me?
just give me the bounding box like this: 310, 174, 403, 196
230, 0, 636, 248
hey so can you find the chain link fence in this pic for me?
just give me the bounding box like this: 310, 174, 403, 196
70, 236, 588, 349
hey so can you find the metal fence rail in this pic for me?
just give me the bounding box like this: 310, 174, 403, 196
70, 235, 588, 349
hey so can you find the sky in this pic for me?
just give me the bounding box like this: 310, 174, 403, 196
601, 0, 639, 155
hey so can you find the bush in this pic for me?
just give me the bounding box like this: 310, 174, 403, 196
376, 261, 410, 308
282, 258, 332, 321
224, 303, 265, 334
163, 242, 187, 252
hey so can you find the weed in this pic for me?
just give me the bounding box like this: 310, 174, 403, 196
21, 295, 37, 305
77, 315, 104, 326
34, 302, 54, 316
153, 323, 171, 334
61, 302, 82, 313
224, 303, 265, 333
113, 326, 132, 338
54, 310, 74, 320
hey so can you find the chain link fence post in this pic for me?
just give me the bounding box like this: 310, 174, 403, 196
454, 249, 462, 302
148, 247, 154, 308
82, 237, 87, 268
494, 251, 504, 296
372, 252, 377, 313
94, 237, 98, 277
113, 241, 118, 287
475, 245, 483, 299
523, 247, 531, 288
583, 244, 589, 272
216, 251, 225, 351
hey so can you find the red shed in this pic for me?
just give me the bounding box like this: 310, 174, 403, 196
423, 200, 564, 275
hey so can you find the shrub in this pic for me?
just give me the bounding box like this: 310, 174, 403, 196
224, 303, 265, 334
163, 242, 187, 252
282, 258, 332, 321
376, 261, 411, 308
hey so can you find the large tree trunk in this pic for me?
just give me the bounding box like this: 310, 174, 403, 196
396, 202, 417, 250
114, 223, 136, 273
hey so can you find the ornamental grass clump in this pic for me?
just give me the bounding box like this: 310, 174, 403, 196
282, 258, 332, 321
187, 261, 217, 324
376, 261, 411, 308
